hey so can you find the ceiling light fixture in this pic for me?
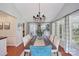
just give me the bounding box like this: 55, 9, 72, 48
33, 3, 46, 22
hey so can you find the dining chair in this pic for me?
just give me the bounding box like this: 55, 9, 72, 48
30, 45, 52, 56
49, 35, 54, 43
22, 34, 32, 47
22, 34, 32, 56
52, 36, 60, 56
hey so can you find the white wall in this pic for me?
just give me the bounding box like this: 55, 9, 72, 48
55, 3, 79, 20
0, 11, 17, 46
0, 3, 25, 46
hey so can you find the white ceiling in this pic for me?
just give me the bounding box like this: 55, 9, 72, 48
14, 3, 64, 22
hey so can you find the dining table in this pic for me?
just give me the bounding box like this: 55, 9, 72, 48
33, 37, 45, 46
24, 36, 56, 56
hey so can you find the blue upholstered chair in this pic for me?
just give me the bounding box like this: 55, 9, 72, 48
30, 45, 52, 56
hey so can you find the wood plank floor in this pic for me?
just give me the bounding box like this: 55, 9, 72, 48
59, 46, 72, 56
7, 43, 24, 56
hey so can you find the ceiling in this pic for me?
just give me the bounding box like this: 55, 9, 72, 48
14, 3, 64, 22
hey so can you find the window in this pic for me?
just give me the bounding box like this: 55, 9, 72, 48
29, 23, 37, 36
41, 23, 50, 37
69, 11, 79, 55
52, 23, 55, 36
56, 18, 66, 49
28, 22, 51, 37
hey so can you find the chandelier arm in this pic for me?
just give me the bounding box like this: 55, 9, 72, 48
39, 3, 40, 15
33, 3, 45, 22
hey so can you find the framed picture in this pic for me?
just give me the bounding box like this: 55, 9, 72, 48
4, 22, 10, 30
0, 22, 3, 30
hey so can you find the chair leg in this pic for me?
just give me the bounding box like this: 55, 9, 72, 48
24, 52, 26, 56
29, 52, 31, 56
54, 52, 55, 54
57, 52, 59, 56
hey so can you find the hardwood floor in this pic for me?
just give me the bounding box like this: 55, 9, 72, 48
7, 43, 24, 56
59, 46, 72, 56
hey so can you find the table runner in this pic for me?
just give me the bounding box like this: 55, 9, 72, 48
25, 36, 36, 49
43, 38, 56, 49
34, 39, 45, 46
25, 36, 56, 49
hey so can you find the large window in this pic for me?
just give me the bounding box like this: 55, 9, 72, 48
52, 10, 79, 56
56, 18, 66, 49
72, 23, 79, 45
52, 18, 66, 51
41, 23, 50, 37
53, 17, 70, 53
29, 23, 37, 36
69, 11, 79, 55
28, 22, 51, 37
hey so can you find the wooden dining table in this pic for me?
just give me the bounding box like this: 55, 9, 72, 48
34, 38, 45, 46
24, 36, 56, 56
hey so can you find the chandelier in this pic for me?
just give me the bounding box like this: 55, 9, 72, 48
33, 3, 46, 22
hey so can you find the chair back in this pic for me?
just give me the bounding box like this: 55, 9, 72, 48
30, 45, 52, 56
53, 36, 60, 50
49, 35, 55, 43
23, 34, 32, 47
